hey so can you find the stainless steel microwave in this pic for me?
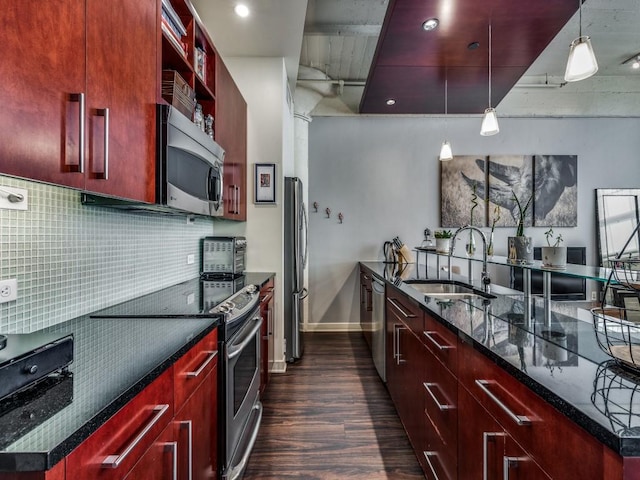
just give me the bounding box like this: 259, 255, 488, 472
157, 104, 225, 216
81, 105, 225, 217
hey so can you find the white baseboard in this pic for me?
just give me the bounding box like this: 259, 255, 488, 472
271, 360, 287, 373
301, 322, 362, 332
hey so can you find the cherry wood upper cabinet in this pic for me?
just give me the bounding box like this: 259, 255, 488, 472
0, 1, 86, 189
216, 58, 247, 221
83, 0, 157, 202
0, 0, 157, 203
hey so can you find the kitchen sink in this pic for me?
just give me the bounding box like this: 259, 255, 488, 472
403, 279, 496, 300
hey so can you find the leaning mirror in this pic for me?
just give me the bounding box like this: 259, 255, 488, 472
595, 188, 640, 267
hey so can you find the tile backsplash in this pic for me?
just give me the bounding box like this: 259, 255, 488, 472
0, 176, 214, 333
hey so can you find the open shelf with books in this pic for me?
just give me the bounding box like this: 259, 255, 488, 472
160, 0, 217, 125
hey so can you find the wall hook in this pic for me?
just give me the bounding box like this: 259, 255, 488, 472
325, 207, 331, 218
313, 201, 318, 212
338, 212, 343, 224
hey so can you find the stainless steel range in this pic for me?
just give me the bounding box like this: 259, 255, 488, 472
90, 277, 263, 479
211, 284, 262, 480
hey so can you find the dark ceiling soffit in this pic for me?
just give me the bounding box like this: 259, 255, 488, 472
359, 0, 579, 114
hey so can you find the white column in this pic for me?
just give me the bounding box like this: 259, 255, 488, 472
293, 70, 332, 329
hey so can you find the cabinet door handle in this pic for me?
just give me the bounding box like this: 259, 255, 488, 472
423, 382, 454, 411
503, 456, 528, 480
235, 185, 240, 214
388, 298, 416, 318
162, 441, 178, 480
393, 324, 407, 365
179, 420, 193, 480
423, 451, 442, 480
475, 380, 531, 426
73, 93, 86, 173
99, 108, 110, 180
483, 432, 505, 480
186, 350, 218, 378
102, 404, 170, 468
423, 331, 454, 350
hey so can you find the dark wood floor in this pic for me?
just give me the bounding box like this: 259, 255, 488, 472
244, 332, 424, 479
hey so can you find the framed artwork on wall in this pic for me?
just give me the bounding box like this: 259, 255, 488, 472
440, 154, 578, 228
254, 163, 276, 204
440, 156, 487, 228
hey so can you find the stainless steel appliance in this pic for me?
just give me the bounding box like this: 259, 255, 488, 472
371, 276, 386, 382
283, 177, 308, 363
211, 285, 263, 480
91, 279, 263, 480
202, 236, 247, 277
82, 105, 225, 217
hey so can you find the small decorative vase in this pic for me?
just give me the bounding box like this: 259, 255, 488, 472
541, 246, 567, 269
507, 236, 533, 264
435, 238, 450, 254
465, 233, 476, 257
487, 232, 495, 257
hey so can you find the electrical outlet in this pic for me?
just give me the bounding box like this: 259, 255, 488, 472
187, 254, 195, 265
0, 279, 18, 303
591, 291, 598, 301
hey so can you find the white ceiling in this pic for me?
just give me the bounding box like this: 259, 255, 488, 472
192, 0, 640, 117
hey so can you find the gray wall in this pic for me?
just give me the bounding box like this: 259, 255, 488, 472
307, 116, 640, 327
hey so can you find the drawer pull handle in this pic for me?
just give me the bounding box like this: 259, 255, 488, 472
503, 456, 528, 480
387, 298, 416, 318
179, 420, 193, 480
475, 380, 531, 426
423, 382, 455, 411
163, 441, 178, 480
186, 350, 218, 378
482, 432, 505, 480
102, 404, 170, 468
423, 451, 442, 480
423, 331, 454, 350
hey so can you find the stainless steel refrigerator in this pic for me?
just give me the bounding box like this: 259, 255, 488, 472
284, 177, 308, 362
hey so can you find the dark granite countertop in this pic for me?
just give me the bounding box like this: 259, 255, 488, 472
361, 261, 640, 457
0, 272, 274, 472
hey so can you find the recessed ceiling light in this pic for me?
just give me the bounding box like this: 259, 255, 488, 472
234, 4, 250, 17
386, 99, 396, 106
422, 18, 439, 31
633, 61, 640, 70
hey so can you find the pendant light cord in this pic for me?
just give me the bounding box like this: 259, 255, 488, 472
488, 24, 492, 109
578, 0, 583, 37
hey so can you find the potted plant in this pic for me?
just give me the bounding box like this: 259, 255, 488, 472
466, 184, 479, 256
507, 190, 534, 264
434, 230, 453, 253
541, 228, 566, 269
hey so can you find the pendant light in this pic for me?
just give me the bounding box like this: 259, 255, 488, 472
564, 0, 598, 82
480, 24, 499, 136
439, 77, 453, 161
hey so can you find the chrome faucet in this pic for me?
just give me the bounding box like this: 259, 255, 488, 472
449, 225, 491, 293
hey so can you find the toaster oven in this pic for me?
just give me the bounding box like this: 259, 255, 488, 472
202, 236, 246, 277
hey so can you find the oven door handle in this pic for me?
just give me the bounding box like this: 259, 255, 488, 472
226, 402, 263, 480
227, 316, 263, 360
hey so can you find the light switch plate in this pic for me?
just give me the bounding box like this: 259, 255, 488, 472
0, 187, 28, 211
187, 254, 195, 265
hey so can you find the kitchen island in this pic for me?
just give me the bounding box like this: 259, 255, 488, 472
361, 261, 640, 479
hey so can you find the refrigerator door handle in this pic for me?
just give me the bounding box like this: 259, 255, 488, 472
296, 288, 309, 300
301, 202, 309, 269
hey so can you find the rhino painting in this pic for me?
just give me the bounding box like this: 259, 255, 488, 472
447, 154, 577, 228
